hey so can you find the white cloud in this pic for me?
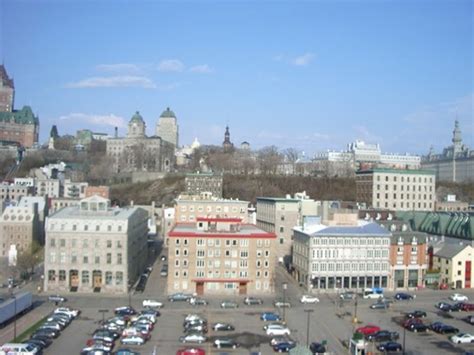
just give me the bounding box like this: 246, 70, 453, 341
96, 63, 142, 74
59, 113, 127, 128
156, 82, 181, 91
292, 53, 314, 66
189, 64, 213, 74
158, 59, 185, 72
353, 125, 381, 143
66, 76, 156, 89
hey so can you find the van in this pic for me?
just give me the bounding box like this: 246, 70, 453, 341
0, 343, 40, 354
160, 268, 168, 277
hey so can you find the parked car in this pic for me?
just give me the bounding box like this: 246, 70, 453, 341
266, 324, 291, 336
142, 299, 163, 308
176, 348, 205, 355
29, 334, 53, 347
465, 315, 474, 324
340, 291, 356, 300
366, 330, 399, 342
300, 295, 320, 304
451, 302, 465, 312
450, 293, 469, 302
403, 318, 422, 328
116, 349, 140, 355
429, 321, 445, 332
436, 302, 454, 312
54, 307, 80, 318
169, 293, 193, 302
179, 333, 208, 344
121, 335, 146, 345
438, 325, 459, 334
244, 297, 263, 305
114, 306, 136, 316
189, 297, 208, 306
263, 321, 287, 331
273, 341, 296, 352
260, 312, 281, 321
408, 323, 428, 333
356, 324, 381, 336
395, 292, 415, 301
270, 336, 294, 347
213, 337, 240, 349
220, 300, 238, 309
370, 301, 390, 310
212, 323, 235, 331
406, 310, 427, 319
377, 342, 402, 352
460, 303, 474, 312
32, 328, 60, 338
273, 300, 292, 308
185, 324, 208, 334
450, 333, 474, 344
48, 295, 67, 303
185, 314, 205, 322
309, 342, 327, 354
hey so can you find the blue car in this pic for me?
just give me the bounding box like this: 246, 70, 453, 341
394, 292, 414, 301
260, 312, 281, 321
273, 341, 296, 352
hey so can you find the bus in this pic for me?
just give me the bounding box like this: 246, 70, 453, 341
363, 287, 384, 299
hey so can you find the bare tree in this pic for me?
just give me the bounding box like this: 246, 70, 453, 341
257, 146, 283, 175
284, 148, 300, 175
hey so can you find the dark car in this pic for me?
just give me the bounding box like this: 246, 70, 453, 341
26, 338, 49, 350
32, 328, 60, 338
395, 292, 415, 301
377, 341, 402, 352
115, 349, 140, 355
212, 323, 235, 331
406, 310, 427, 319
465, 315, 474, 325
213, 337, 239, 349
185, 324, 208, 334
370, 301, 390, 310
340, 291, 356, 300
408, 322, 428, 333
451, 302, 465, 312
114, 306, 136, 316
244, 297, 264, 305
438, 325, 459, 334
366, 330, 399, 342
169, 293, 193, 302
273, 341, 296, 352
460, 303, 474, 311
436, 302, 454, 312
30, 334, 53, 346
429, 321, 445, 332
309, 342, 326, 354
260, 312, 281, 321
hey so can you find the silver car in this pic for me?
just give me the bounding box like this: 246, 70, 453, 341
179, 332, 207, 344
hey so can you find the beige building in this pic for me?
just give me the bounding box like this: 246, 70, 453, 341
185, 173, 223, 198
50, 198, 80, 213
356, 168, 436, 211
63, 180, 88, 199
168, 217, 276, 295
433, 244, 473, 289
44, 196, 149, 294
156, 107, 179, 147
1, 183, 30, 204
36, 178, 61, 198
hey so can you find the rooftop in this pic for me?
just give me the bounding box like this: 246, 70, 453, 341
0, 106, 39, 125
434, 243, 470, 259
356, 168, 435, 176
160, 107, 176, 118
295, 221, 392, 237
169, 223, 275, 239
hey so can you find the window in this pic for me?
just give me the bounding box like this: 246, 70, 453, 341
279, 226, 284, 233
107, 240, 112, 248
71, 252, 77, 264
106, 253, 112, 264
117, 253, 122, 265
116, 241, 122, 249
50, 238, 56, 247
95, 255, 100, 264
197, 250, 205, 257
240, 251, 249, 258
82, 271, 89, 285
59, 270, 66, 281
105, 272, 113, 285
115, 271, 123, 285
60, 239, 65, 247
48, 270, 56, 281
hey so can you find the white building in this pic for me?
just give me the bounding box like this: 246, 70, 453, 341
44, 196, 149, 294
292, 213, 392, 292
156, 107, 179, 148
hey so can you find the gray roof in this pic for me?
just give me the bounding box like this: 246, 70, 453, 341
314, 222, 391, 236
434, 243, 469, 259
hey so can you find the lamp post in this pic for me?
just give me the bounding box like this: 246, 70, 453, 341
353, 296, 358, 324
402, 325, 406, 355
282, 282, 288, 322
98, 309, 109, 325
304, 309, 314, 348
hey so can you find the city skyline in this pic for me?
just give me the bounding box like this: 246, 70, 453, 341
0, 0, 472, 155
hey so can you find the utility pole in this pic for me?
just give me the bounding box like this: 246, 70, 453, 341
304, 309, 314, 348
402, 325, 406, 355
283, 282, 288, 322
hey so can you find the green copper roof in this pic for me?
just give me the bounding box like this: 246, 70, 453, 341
130, 111, 144, 123
357, 168, 435, 176
0, 106, 39, 125
160, 107, 176, 118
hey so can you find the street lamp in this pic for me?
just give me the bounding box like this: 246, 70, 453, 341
402, 325, 406, 355
304, 309, 314, 348
353, 296, 358, 324
8, 286, 17, 342
98, 309, 109, 325
282, 282, 288, 322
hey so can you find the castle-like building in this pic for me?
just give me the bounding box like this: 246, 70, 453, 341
421, 120, 474, 182
156, 107, 179, 148
0, 65, 39, 148
106, 110, 176, 173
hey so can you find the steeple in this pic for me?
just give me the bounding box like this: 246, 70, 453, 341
223, 125, 233, 151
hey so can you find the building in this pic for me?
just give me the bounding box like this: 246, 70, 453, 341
356, 168, 436, 211
106, 111, 175, 173
44, 196, 149, 294
0, 197, 42, 259
433, 244, 473, 289
435, 195, 470, 212
36, 178, 61, 198
84, 186, 110, 199
292, 212, 391, 292
63, 180, 88, 199
0, 65, 39, 148
50, 198, 80, 213
422, 120, 474, 182
222, 126, 233, 151
167, 217, 276, 295
0, 65, 14, 112
256, 192, 319, 262
0, 183, 30, 204
156, 107, 179, 147
184, 173, 223, 198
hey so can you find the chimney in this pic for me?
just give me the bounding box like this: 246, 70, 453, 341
115, 127, 118, 138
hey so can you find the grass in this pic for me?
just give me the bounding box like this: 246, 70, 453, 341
11, 315, 48, 343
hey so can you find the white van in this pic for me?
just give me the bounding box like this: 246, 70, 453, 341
0, 343, 40, 354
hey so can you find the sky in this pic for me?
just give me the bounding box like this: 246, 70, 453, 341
0, 0, 472, 156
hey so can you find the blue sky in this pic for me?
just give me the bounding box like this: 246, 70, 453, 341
1, 0, 472, 155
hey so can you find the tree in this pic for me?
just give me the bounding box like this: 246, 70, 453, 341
284, 148, 300, 175
257, 146, 283, 175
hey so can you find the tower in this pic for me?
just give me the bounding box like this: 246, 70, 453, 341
0, 65, 14, 112
127, 111, 146, 138
223, 125, 234, 151
452, 120, 462, 154
156, 107, 179, 147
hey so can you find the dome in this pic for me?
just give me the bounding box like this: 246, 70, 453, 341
130, 111, 144, 123
191, 137, 201, 149
160, 107, 176, 118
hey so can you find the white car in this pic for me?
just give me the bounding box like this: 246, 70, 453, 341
266, 324, 291, 336
300, 295, 320, 304
121, 335, 146, 345
54, 307, 80, 318
450, 333, 474, 344
449, 293, 469, 302
179, 333, 207, 344
142, 299, 164, 308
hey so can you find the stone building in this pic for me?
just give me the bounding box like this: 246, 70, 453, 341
356, 168, 436, 211
292, 212, 392, 292
433, 244, 473, 289
0, 183, 30, 205
167, 217, 276, 295
422, 120, 474, 182
106, 111, 175, 173
0, 65, 39, 147
44, 196, 149, 294
184, 173, 223, 198
156, 107, 179, 147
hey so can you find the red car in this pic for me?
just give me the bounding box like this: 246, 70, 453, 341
460, 303, 474, 311
403, 318, 422, 328
176, 348, 206, 355
356, 324, 381, 336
